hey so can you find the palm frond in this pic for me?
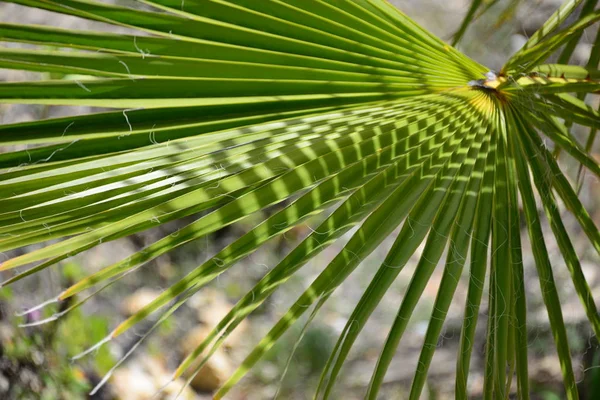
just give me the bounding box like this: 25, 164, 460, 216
1, 0, 599, 398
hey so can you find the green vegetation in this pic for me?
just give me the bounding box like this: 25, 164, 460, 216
0, 0, 598, 398
0, 266, 113, 399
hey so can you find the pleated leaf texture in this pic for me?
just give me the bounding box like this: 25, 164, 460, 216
1, 0, 599, 398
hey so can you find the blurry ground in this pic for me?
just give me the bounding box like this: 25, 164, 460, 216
1, 1, 599, 399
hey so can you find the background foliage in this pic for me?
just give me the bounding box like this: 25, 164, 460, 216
0, 0, 599, 399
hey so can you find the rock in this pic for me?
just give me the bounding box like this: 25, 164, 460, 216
189, 288, 231, 326
112, 365, 156, 400
112, 357, 196, 400
187, 288, 248, 348
573, 43, 593, 65
161, 379, 202, 400
186, 350, 231, 393
510, 34, 528, 54
531, 355, 572, 386
0, 372, 9, 394
582, 262, 599, 287
121, 288, 161, 316
180, 326, 213, 356
179, 326, 232, 393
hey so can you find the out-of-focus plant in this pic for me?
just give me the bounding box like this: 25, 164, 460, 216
0, 264, 113, 399
0, 0, 599, 398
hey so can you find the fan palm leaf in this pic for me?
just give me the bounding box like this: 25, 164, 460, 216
0, 0, 599, 398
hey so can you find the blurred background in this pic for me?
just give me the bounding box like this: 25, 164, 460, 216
1, 0, 599, 399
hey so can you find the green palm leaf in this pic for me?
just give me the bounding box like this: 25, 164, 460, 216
1, 0, 599, 398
